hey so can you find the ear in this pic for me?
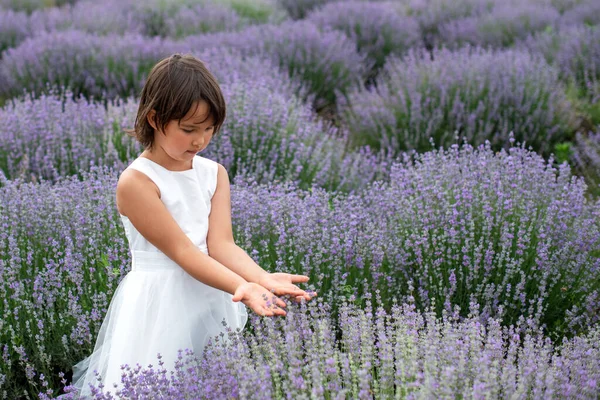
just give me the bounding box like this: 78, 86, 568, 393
146, 110, 158, 131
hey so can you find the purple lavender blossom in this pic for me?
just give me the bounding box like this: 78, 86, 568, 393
571, 129, 600, 197
438, 3, 560, 48
343, 45, 575, 156
521, 24, 600, 104
275, 0, 330, 19
27, 0, 144, 36
0, 30, 177, 101
0, 9, 31, 54
0, 70, 390, 191
2, 142, 599, 396
130, 0, 250, 38
0, 91, 140, 182
184, 20, 367, 110
401, 0, 494, 48
0, 0, 76, 13
560, 0, 600, 27
56, 300, 600, 399
306, 1, 422, 78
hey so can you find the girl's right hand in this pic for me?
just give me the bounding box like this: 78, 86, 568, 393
232, 282, 288, 317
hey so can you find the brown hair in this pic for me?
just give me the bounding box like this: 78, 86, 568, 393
126, 53, 226, 149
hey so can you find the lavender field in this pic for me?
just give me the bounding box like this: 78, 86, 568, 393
0, 0, 599, 398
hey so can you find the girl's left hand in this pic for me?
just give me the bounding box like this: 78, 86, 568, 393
258, 273, 317, 303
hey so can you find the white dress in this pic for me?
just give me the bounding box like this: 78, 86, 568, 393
68, 155, 248, 398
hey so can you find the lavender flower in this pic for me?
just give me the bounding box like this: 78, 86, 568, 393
560, 0, 600, 27
0, 0, 76, 13
0, 30, 176, 101
131, 0, 248, 38
343, 45, 575, 156
438, 3, 560, 48
0, 74, 391, 191
521, 24, 600, 105
0, 9, 30, 54
275, 0, 330, 19
27, 0, 145, 36
0, 91, 140, 182
2, 142, 599, 397
184, 20, 367, 110
306, 1, 422, 79
571, 129, 600, 197
56, 300, 600, 399
401, 0, 494, 48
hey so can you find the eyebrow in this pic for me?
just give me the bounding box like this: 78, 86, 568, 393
180, 120, 214, 127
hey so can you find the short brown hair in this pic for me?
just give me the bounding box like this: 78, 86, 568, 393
126, 53, 226, 149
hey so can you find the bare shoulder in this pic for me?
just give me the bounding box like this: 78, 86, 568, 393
215, 162, 229, 183
212, 162, 230, 198
116, 168, 160, 216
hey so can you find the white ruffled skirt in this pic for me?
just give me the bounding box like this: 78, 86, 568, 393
68, 249, 248, 398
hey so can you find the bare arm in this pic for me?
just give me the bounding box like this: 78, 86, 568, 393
207, 163, 270, 284
116, 168, 247, 295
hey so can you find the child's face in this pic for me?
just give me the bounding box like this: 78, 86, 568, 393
150, 100, 215, 162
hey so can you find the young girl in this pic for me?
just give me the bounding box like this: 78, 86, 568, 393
68, 53, 316, 397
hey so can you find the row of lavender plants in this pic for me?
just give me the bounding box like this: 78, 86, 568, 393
0, 0, 278, 51
1, 2, 598, 178
54, 299, 600, 399
1, 142, 599, 397
0, 26, 598, 161
0, 73, 391, 191
0, 0, 599, 397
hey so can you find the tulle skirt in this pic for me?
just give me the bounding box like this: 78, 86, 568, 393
68, 250, 248, 398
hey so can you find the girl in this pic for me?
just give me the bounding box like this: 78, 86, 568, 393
68, 53, 316, 397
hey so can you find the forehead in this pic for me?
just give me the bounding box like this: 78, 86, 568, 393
180, 100, 214, 124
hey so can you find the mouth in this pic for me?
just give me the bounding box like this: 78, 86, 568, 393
187, 150, 199, 154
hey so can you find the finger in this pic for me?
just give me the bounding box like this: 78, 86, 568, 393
263, 306, 286, 317
272, 306, 286, 317
291, 275, 310, 283
274, 297, 287, 308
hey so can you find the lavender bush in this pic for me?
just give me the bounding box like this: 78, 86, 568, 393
0, 83, 391, 192
205, 81, 392, 192
275, 0, 329, 19
0, 0, 269, 46
130, 0, 249, 38
0, 30, 175, 101
570, 130, 600, 197
57, 299, 600, 399
0, 0, 76, 13
437, 3, 560, 48
343, 46, 575, 156
216, 0, 284, 24
1, 142, 599, 397
0, 92, 140, 182
0, 167, 130, 398
560, 0, 600, 27
0, 9, 30, 54
25, 0, 144, 36
184, 20, 367, 110
522, 24, 600, 119
230, 141, 600, 339
547, 0, 584, 14
399, 0, 494, 48
306, 1, 422, 79
0, 0, 135, 52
